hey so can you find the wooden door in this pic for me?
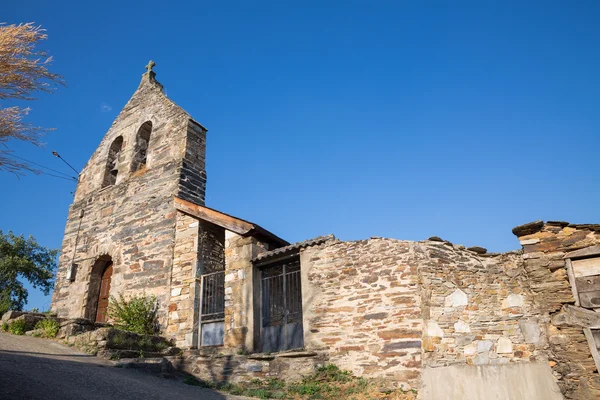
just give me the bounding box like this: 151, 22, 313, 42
95, 262, 113, 323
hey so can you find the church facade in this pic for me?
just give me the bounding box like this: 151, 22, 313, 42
52, 64, 600, 398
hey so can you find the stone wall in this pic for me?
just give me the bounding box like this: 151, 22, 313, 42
513, 221, 600, 399
300, 238, 422, 388
223, 231, 270, 352
175, 350, 327, 385
418, 243, 546, 368
167, 212, 202, 347
296, 234, 589, 392
199, 220, 225, 274
51, 72, 208, 332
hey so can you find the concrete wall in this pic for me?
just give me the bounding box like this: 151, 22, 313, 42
421, 363, 563, 400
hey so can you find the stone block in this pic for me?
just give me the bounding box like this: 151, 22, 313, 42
464, 344, 477, 356
502, 293, 524, 309
519, 319, 541, 344
425, 321, 444, 338
445, 289, 468, 308
477, 340, 493, 353
497, 337, 513, 354
1, 310, 26, 323
454, 320, 471, 333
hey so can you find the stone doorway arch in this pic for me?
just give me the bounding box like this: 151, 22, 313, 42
85, 256, 113, 322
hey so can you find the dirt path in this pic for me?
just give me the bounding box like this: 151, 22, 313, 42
0, 332, 243, 400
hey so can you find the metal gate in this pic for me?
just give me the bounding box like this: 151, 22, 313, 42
261, 258, 304, 352
198, 270, 225, 346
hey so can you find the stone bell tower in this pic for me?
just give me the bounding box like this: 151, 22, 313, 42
51, 62, 208, 327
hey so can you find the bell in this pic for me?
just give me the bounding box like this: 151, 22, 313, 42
110, 166, 119, 176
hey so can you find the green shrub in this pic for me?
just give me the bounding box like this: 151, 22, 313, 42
34, 319, 60, 338
108, 293, 158, 335
1, 322, 8, 332
8, 319, 26, 335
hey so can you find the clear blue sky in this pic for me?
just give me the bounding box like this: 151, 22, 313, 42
2, 1, 599, 311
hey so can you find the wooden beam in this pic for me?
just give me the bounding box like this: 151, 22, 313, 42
565, 245, 600, 260
583, 328, 600, 373
566, 259, 580, 307
174, 197, 254, 235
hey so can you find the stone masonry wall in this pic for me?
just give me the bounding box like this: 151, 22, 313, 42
168, 212, 201, 347
513, 221, 600, 399
168, 215, 227, 348
298, 237, 563, 391
223, 231, 270, 353
52, 73, 208, 333
418, 242, 547, 369
300, 238, 422, 389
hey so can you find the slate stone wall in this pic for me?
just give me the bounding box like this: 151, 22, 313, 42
297, 235, 588, 392
52, 74, 208, 333
418, 243, 546, 369
513, 221, 600, 399
300, 239, 422, 388
168, 212, 201, 347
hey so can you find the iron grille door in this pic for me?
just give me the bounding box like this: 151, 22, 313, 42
199, 270, 225, 346
261, 258, 304, 352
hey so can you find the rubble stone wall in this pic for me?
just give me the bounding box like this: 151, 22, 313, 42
418, 243, 546, 368
513, 221, 600, 399
300, 238, 422, 388
168, 212, 201, 347
297, 234, 594, 392
51, 75, 207, 333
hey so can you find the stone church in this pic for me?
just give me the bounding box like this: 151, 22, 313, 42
52, 64, 600, 399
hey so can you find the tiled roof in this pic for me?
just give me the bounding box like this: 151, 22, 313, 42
253, 234, 336, 263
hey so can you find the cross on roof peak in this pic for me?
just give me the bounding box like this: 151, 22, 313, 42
145, 60, 156, 73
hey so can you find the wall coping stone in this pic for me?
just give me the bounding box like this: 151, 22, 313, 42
512, 221, 544, 237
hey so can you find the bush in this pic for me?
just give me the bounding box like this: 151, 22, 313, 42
8, 319, 26, 335
34, 319, 60, 338
1, 322, 8, 332
108, 293, 158, 335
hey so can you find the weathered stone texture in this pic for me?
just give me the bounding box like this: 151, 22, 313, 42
223, 231, 271, 352
51, 73, 208, 333
418, 243, 545, 368
174, 351, 327, 385
300, 239, 422, 387
515, 222, 600, 399
167, 212, 201, 347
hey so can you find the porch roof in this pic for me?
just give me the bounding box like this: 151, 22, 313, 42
174, 197, 289, 247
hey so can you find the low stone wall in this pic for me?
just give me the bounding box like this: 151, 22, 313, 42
173, 350, 327, 385
66, 327, 176, 358
1, 311, 52, 331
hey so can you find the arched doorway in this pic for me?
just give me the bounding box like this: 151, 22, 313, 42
96, 262, 113, 323
85, 256, 113, 322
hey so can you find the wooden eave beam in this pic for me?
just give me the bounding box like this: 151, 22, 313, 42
174, 197, 254, 235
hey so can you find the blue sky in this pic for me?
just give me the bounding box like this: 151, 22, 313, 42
2, 1, 599, 310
